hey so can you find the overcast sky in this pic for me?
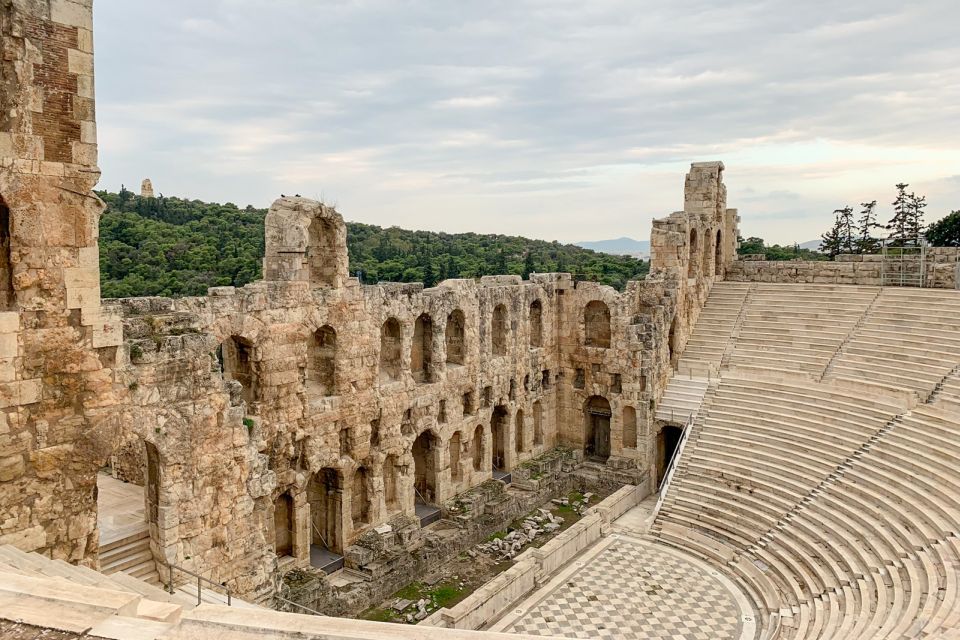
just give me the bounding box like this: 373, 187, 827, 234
93, 1, 960, 245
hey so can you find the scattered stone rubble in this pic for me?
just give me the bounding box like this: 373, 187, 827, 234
473, 493, 593, 561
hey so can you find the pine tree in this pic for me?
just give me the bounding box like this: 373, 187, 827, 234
522, 251, 536, 279
907, 192, 927, 242
887, 183, 911, 244
495, 247, 508, 274
445, 255, 459, 279
423, 260, 437, 288
856, 200, 880, 254
837, 206, 856, 254
821, 211, 844, 258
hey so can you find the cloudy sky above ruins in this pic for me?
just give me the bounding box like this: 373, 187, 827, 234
94, 0, 960, 245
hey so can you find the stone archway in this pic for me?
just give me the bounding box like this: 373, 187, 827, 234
584, 396, 611, 463
412, 431, 439, 504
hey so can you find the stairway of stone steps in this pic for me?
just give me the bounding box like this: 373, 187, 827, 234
649, 383, 719, 536
926, 363, 960, 405
747, 414, 905, 555
100, 528, 161, 586
818, 287, 883, 382
0, 542, 261, 618
655, 375, 709, 423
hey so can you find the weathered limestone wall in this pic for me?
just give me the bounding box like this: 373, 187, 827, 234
0, 0, 124, 564
726, 249, 960, 289
0, 0, 741, 606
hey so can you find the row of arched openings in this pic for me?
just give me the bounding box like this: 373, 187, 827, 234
220, 297, 613, 404
688, 228, 724, 279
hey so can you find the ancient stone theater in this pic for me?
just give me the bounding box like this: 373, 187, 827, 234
1, 1, 959, 639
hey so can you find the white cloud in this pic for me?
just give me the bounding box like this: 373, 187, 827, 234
92, 0, 960, 244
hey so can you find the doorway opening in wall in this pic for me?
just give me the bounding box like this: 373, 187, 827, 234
274, 491, 294, 558
412, 431, 441, 527
307, 468, 344, 573
584, 396, 611, 463
715, 229, 723, 276
0, 197, 13, 310
657, 425, 683, 486
98, 438, 161, 586
668, 316, 679, 369
490, 405, 510, 483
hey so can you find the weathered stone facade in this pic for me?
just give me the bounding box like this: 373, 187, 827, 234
0, 0, 124, 563
0, 0, 739, 604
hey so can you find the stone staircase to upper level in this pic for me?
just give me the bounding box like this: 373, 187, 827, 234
100, 528, 161, 586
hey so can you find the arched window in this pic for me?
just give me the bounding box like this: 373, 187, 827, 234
449, 431, 462, 483
515, 409, 525, 454
223, 336, 257, 406
0, 198, 13, 310
379, 318, 402, 382
307, 325, 336, 395
445, 309, 465, 365
307, 217, 337, 287
715, 229, 724, 276
533, 401, 543, 446
529, 300, 543, 347
492, 304, 508, 356
472, 424, 484, 471
412, 313, 433, 383
623, 406, 637, 449
703, 228, 713, 277
584, 300, 611, 348
688, 228, 698, 278
351, 467, 370, 527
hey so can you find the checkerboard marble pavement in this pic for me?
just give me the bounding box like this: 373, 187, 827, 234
505, 537, 745, 639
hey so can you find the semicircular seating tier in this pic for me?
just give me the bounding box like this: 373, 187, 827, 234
657, 282, 960, 640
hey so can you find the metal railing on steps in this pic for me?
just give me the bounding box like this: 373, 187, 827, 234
165, 561, 232, 606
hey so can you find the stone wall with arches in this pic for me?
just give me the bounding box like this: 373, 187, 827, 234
94, 162, 738, 600
1, 23, 739, 599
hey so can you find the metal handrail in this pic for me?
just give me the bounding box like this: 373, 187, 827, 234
652, 413, 695, 518
165, 561, 232, 606
274, 593, 325, 616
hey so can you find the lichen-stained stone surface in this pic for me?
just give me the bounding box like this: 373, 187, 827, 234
0, 0, 738, 605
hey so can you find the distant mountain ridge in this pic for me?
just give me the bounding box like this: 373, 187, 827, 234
575, 237, 650, 257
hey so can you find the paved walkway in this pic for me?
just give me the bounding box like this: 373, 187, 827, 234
492, 531, 755, 640
97, 472, 147, 546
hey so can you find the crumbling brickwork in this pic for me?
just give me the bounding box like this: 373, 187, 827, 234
0, 0, 739, 604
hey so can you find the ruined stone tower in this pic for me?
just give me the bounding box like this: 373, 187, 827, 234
0, 0, 123, 562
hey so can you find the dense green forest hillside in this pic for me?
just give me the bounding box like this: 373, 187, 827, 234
97, 189, 649, 298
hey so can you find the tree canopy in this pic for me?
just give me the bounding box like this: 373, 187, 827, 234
926, 211, 960, 247
97, 190, 649, 298
737, 236, 828, 261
